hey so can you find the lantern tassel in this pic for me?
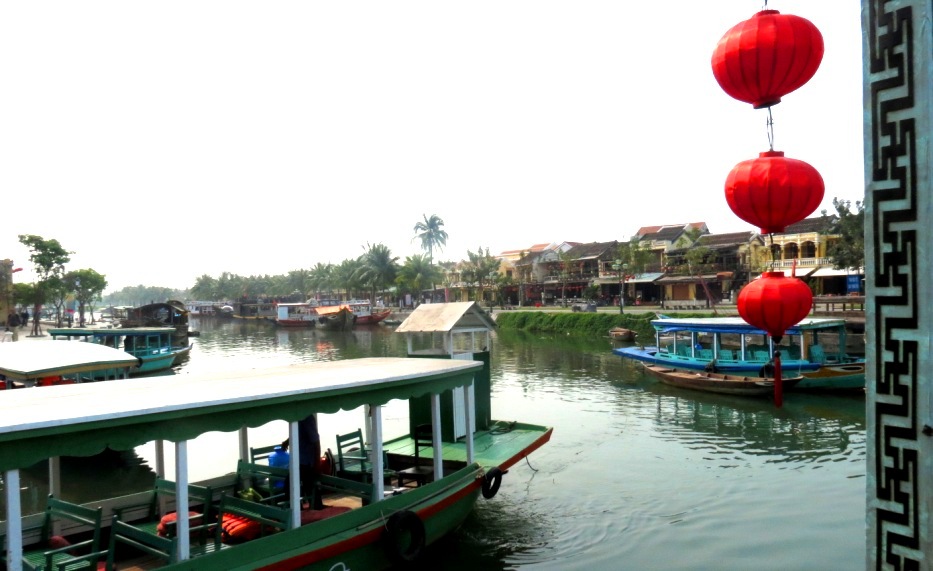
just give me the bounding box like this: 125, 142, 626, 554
773, 350, 783, 408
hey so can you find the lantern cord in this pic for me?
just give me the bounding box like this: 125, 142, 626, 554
766, 107, 775, 151
767, 233, 776, 271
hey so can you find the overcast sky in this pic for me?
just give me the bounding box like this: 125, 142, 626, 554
1, 2, 865, 292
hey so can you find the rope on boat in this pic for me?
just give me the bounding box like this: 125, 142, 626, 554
524, 455, 538, 472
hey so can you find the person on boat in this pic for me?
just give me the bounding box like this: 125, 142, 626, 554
282, 413, 324, 510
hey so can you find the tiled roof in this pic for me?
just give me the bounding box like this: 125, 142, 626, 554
564, 241, 618, 260
777, 216, 835, 235
696, 231, 760, 247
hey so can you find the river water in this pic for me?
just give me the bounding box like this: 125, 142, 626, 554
33, 316, 869, 570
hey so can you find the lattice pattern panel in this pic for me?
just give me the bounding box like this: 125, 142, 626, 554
865, 0, 931, 569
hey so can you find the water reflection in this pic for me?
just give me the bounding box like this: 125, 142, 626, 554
3, 317, 867, 570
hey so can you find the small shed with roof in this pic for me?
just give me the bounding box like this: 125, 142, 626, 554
395, 302, 495, 440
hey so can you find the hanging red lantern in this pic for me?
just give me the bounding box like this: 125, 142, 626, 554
737, 271, 812, 341
711, 10, 824, 109
725, 150, 824, 234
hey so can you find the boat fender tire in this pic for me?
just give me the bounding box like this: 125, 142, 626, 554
382, 510, 425, 565
482, 467, 504, 499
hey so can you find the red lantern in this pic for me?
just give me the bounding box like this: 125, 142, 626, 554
725, 150, 824, 234
737, 271, 812, 341
711, 10, 824, 109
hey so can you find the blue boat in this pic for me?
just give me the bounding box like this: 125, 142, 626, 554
48, 327, 188, 376
614, 316, 865, 393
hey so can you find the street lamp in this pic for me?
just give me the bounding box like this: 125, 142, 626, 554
612, 260, 629, 314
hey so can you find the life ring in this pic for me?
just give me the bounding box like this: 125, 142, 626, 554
482, 467, 504, 499
381, 510, 425, 565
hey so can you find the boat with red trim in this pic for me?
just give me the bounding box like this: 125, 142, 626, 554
0, 305, 550, 570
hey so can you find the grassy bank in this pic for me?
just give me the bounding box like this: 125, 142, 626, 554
494, 311, 657, 339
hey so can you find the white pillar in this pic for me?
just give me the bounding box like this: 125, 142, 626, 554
288, 421, 300, 529
370, 404, 384, 501
174, 441, 190, 561
4, 469, 23, 571
238, 427, 249, 462
155, 440, 165, 479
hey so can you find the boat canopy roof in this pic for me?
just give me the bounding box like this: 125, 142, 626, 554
0, 342, 139, 381
49, 327, 176, 336
651, 316, 849, 336
0, 357, 481, 472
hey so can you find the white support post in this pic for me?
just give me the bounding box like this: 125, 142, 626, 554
155, 440, 165, 479
430, 394, 442, 481
370, 404, 384, 501
4, 469, 23, 571
464, 383, 475, 463
363, 405, 373, 449
288, 421, 301, 529
238, 427, 249, 462
174, 441, 190, 561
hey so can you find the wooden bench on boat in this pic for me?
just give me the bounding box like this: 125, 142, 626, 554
113, 478, 214, 539
106, 513, 224, 570
316, 474, 375, 506
235, 460, 288, 505
0, 495, 105, 571
216, 494, 293, 544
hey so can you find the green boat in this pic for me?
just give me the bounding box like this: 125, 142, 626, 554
0, 341, 139, 388
0, 355, 551, 570
48, 327, 189, 376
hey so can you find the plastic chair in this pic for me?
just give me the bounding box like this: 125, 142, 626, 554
718, 349, 735, 361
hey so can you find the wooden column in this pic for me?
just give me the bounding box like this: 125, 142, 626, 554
864, 0, 933, 567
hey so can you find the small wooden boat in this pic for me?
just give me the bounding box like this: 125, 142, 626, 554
609, 327, 636, 341
642, 364, 803, 397
316, 304, 356, 331
48, 327, 188, 375
613, 316, 865, 392
0, 341, 138, 388
273, 302, 318, 328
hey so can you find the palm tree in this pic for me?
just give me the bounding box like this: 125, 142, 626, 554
358, 244, 399, 304
396, 255, 442, 302
413, 214, 448, 265
308, 263, 335, 300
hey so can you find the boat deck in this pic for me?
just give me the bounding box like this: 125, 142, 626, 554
384, 421, 551, 471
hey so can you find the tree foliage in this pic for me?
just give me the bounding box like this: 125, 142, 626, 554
18, 235, 72, 335
413, 214, 448, 265
64, 269, 108, 324
821, 198, 865, 271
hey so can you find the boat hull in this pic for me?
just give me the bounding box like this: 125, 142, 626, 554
134, 352, 178, 374
167, 466, 484, 571
642, 364, 802, 396
614, 346, 822, 374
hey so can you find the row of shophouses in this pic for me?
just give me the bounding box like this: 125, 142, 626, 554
447, 217, 863, 308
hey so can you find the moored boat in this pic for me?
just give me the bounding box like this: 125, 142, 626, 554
273, 302, 318, 328
0, 354, 550, 570
613, 316, 865, 393
48, 326, 188, 376
315, 305, 355, 331
609, 327, 636, 342
641, 363, 803, 397
0, 342, 139, 389
345, 300, 392, 325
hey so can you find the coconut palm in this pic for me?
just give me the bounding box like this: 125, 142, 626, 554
358, 244, 399, 303
413, 214, 448, 265
396, 255, 442, 301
